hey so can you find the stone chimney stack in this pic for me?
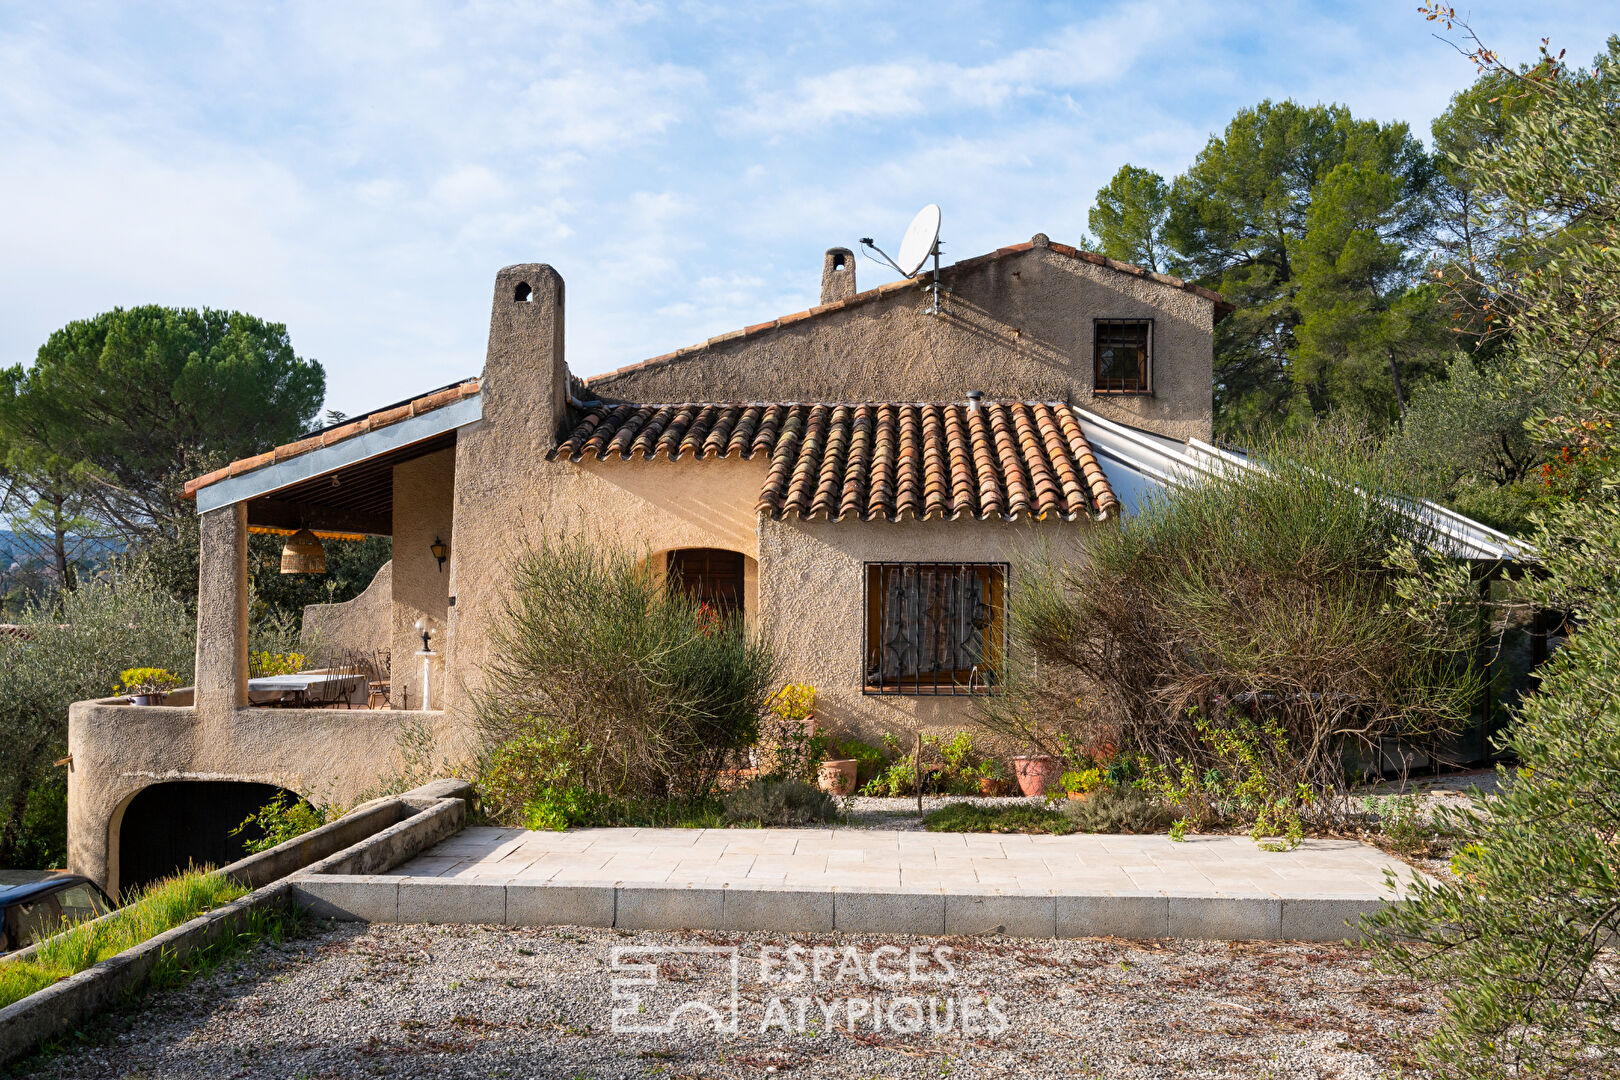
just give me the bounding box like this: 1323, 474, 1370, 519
821, 247, 856, 304
482, 264, 567, 445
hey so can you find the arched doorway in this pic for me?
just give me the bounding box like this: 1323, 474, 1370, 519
667, 548, 746, 617
116, 781, 299, 896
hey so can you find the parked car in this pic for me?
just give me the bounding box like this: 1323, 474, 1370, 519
0, 870, 115, 954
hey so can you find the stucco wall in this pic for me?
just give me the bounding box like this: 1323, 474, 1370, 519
393, 448, 456, 709
445, 270, 771, 715
756, 515, 1093, 743
301, 560, 391, 660
591, 245, 1215, 443
67, 700, 465, 894
448, 447, 770, 714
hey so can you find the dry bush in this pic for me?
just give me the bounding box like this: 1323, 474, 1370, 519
472, 533, 780, 818
979, 423, 1480, 825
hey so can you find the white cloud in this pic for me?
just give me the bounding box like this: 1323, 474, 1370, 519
0, 0, 1614, 418
727, 6, 1183, 132
432, 165, 509, 211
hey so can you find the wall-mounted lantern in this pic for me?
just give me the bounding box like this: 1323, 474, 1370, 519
431, 537, 449, 573
280, 529, 326, 574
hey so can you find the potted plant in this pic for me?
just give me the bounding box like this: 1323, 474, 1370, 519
1060, 766, 1104, 801
1011, 753, 1063, 797
761, 683, 823, 781
975, 759, 1010, 796
117, 667, 181, 706
817, 758, 859, 795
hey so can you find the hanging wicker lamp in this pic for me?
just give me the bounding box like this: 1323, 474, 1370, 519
280, 528, 327, 574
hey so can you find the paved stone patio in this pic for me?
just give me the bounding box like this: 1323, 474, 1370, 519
278, 825, 1430, 941
388, 826, 1412, 897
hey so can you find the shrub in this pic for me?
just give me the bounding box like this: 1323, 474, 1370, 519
979, 423, 1479, 830
114, 667, 181, 697
860, 731, 989, 797
523, 785, 623, 831
1063, 785, 1180, 834
1362, 795, 1450, 859
522, 788, 725, 830
472, 534, 781, 812
248, 650, 306, 677
0, 569, 194, 869
922, 803, 1074, 835
1060, 768, 1104, 795
1149, 711, 1313, 850
836, 739, 890, 789
1367, 584, 1620, 1074
758, 683, 826, 782
231, 791, 333, 854
722, 779, 837, 827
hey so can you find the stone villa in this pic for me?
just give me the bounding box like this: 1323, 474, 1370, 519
66, 234, 1519, 895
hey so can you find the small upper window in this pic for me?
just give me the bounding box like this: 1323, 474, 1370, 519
1094, 320, 1152, 394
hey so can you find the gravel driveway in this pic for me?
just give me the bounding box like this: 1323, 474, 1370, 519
23, 921, 1446, 1079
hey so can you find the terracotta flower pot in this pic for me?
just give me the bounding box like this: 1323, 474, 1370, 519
1066, 790, 1090, 802
818, 758, 858, 796
978, 776, 1004, 797
1012, 755, 1063, 797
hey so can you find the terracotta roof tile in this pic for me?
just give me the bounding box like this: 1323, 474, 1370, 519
549, 399, 1119, 522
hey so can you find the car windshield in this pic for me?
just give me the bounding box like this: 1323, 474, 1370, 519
55, 884, 111, 923
5, 894, 65, 949
3, 882, 111, 951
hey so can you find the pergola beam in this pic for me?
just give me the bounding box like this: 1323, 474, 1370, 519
246, 498, 392, 537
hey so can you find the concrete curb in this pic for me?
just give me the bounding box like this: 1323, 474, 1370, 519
0, 884, 291, 1066
287, 877, 1383, 942
0, 780, 473, 1069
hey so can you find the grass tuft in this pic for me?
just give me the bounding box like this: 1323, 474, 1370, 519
0, 868, 250, 1010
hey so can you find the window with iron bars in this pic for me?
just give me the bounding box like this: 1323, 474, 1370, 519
863, 562, 1006, 695
1094, 318, 1153, 394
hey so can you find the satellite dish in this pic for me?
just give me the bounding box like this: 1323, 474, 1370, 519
895, 204, 941, 277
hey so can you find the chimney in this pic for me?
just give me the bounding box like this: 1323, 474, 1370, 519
821, 247, 856, 304
482, 263, 568, 445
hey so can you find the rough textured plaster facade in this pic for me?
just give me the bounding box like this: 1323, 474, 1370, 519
300, 560, 391, 659
450, 345, 770, 712
194, 505, 249, 721
66, 698, 460, 895
756, 515, 1092, 742
393, 447, 455, 710
591, 245, 1215, 443
74, 246, 1216, 889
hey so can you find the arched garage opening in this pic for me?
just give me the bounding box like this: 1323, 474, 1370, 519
116, 781, 299, 896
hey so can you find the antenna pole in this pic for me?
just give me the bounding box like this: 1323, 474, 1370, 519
929, 241, 942, 315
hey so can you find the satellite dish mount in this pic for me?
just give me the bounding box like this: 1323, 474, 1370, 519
859, 204, 945, 315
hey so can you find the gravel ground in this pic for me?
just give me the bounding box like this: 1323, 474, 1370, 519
23, 921, 1447, 1080
1356, 766, 1509, 812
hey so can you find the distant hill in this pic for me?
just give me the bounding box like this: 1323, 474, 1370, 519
0, 529, 123, 569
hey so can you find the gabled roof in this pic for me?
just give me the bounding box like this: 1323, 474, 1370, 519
550, 400, 1119, 522
587, 237, 1231, 388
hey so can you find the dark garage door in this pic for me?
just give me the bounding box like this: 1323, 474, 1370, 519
117, 781, 298, 895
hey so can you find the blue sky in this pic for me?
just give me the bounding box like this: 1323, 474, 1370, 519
1, 1, 1614, 417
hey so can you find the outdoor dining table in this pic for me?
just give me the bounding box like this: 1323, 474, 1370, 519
246, 672, 367, 707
